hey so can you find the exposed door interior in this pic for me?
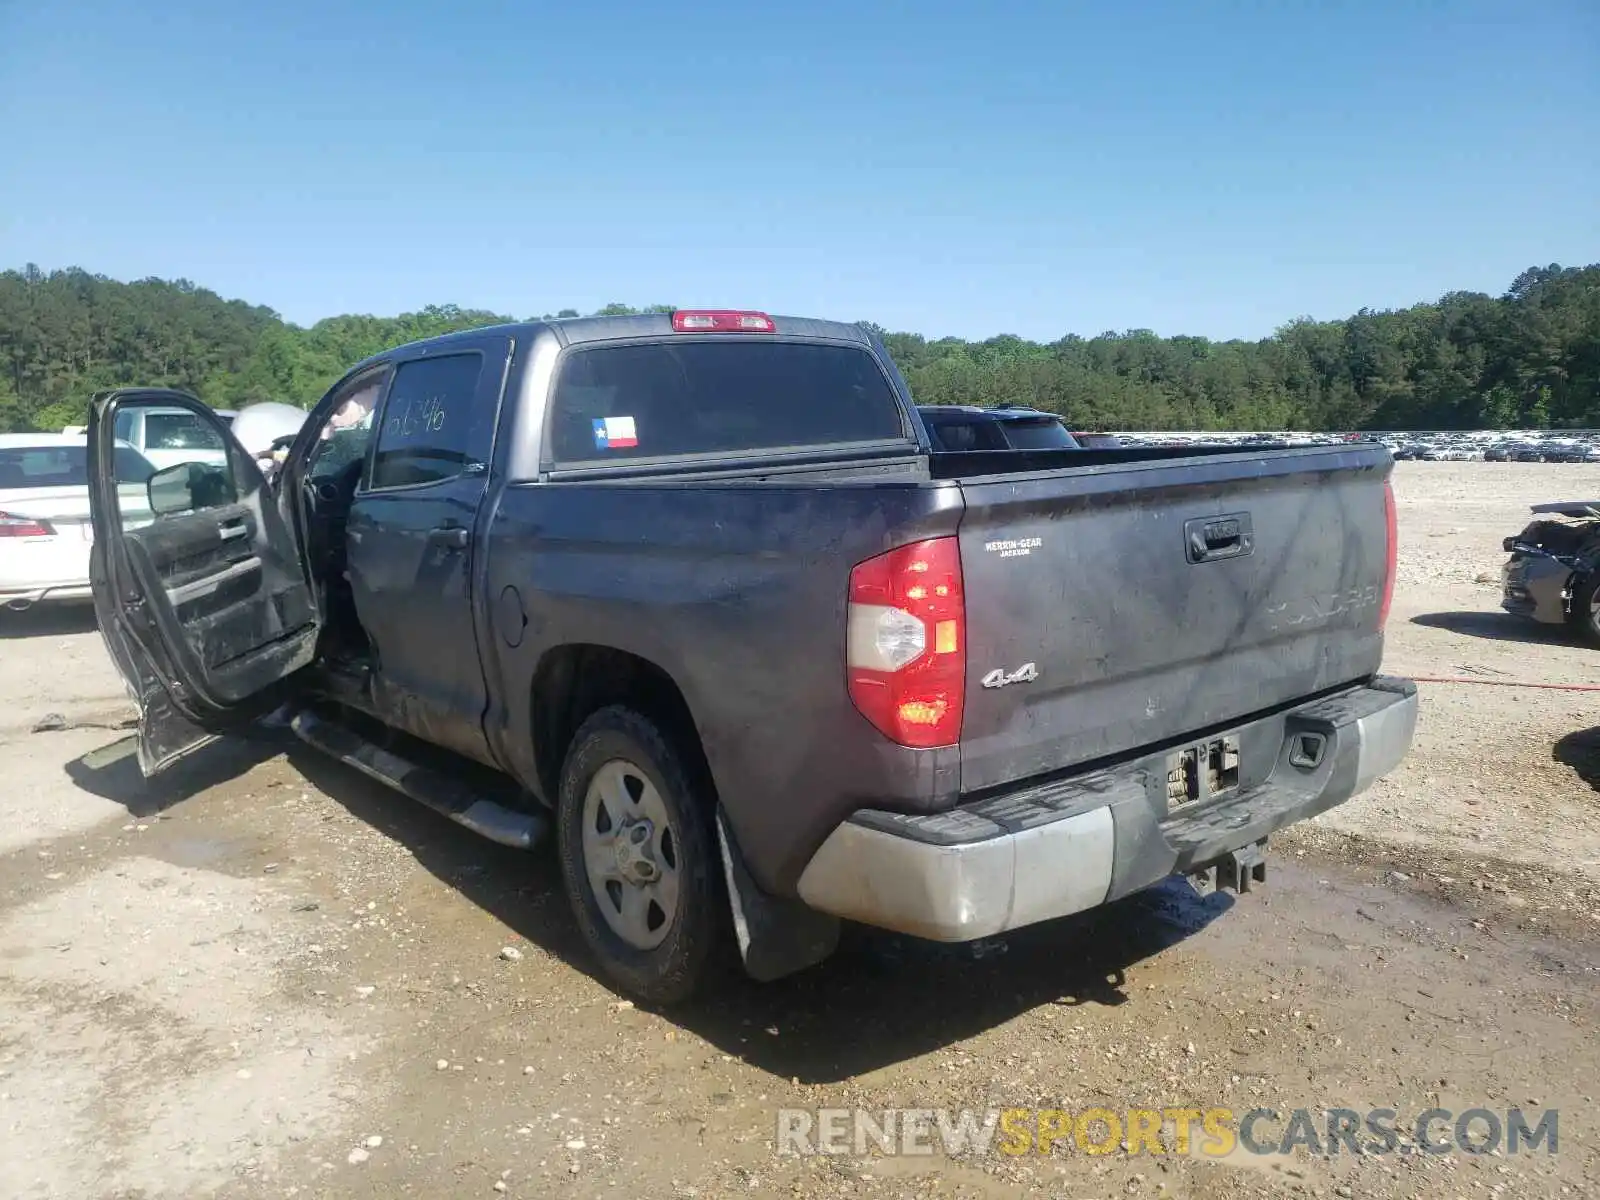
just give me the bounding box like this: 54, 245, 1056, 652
292, 369, 390, 667
92, 391, 320, 726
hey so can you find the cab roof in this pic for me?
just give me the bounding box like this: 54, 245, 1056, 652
356, 313, 874, 367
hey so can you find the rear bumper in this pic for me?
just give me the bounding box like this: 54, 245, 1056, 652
796, 677, 1418, 941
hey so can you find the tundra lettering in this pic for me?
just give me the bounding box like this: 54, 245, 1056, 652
1263, 586, 1380, 631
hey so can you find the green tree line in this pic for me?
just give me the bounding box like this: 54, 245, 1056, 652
2, 262, 1596, 433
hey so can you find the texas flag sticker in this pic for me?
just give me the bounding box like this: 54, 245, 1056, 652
591, 415, 639, 450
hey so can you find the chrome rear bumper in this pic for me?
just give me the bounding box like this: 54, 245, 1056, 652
797, 678, 1419, 941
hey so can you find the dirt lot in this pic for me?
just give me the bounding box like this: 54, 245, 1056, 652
2, 461, 1598, 1199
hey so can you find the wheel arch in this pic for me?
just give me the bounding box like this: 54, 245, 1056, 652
529, 643, 714, 807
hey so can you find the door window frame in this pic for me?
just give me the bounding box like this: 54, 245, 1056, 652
274, 364, 394, 580
359, 347, 498, 496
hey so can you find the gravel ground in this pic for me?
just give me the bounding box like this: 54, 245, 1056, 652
1, 461, 1597, 1199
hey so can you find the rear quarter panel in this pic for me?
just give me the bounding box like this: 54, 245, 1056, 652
481, 479, 965, 894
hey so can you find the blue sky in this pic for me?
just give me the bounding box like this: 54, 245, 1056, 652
2, 0, 1595, 342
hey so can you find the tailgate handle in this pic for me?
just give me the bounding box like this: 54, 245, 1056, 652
1185, 513, 1253, 564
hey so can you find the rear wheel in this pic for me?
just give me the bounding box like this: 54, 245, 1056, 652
1568, 574, 1600, 648
556, 705, 727, 1004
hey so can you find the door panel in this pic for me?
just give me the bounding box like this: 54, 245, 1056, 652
345, 339, 509, 763
124, 501, 316, 692
87, 389, 320, 776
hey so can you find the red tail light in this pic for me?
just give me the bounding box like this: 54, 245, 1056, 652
671, 309, 775, 333
847, 536, 966, 748
1378, 480, 1397, 630
0, 512, 54, 538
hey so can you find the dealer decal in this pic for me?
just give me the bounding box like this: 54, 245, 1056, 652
984, 537, 1042, 558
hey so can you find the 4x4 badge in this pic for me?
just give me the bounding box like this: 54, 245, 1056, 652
981, 662, 1039, 689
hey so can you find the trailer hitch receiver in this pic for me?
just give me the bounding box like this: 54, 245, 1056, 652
1187, 839, 1268, 897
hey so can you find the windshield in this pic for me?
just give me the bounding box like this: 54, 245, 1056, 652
0, 445, 157, 489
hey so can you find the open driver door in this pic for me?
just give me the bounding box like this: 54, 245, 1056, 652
87, 389, 320, 777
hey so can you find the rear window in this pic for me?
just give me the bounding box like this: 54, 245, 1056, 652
145, 411, 219, 451
1000, 418, 1076, 450
0, 446, 156, 488
547, 340, 906, 464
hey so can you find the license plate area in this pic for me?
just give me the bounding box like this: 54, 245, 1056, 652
1164, 734, 1241, 812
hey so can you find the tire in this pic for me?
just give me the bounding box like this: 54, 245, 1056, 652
1570, 575, 1600, 649
556, 705, 728, 1004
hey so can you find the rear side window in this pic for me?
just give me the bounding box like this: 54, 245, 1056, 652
928, 421, 977, 452
925, 418, 1008, 452
547, 341, 906, 464
369, 353, 484, 489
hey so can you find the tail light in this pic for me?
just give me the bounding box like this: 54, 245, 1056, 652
1378, 480, 1397, 630
671, 310, 775, 333
0, 512, 54, 538
847, 536, 966, 748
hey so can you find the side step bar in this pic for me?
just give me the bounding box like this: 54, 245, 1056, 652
290, 710, 549, 850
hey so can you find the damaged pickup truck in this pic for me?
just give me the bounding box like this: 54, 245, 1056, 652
1502, 500, 1600, 645
85, 311, 1417, 1003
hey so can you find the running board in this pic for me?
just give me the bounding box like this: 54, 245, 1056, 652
290, 710, 548, 850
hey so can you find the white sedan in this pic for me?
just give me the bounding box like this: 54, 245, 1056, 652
0, 433, 155, 610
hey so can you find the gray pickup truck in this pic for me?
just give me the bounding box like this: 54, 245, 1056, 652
85, 310, 1416, 1002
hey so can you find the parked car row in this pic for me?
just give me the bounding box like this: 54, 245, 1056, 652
1389, 442, 1600, 462
1104, 429, 1600, 463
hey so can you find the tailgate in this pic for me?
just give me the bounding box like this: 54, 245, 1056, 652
955, 446, 1393, 793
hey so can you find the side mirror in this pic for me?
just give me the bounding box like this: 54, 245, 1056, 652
147, 462, 238, 516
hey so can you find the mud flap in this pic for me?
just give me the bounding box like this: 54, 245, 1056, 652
715, 808, 840, 982
1187, 838, 1268, 898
